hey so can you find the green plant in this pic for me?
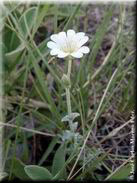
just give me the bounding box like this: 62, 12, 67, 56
1, 2, 135, 181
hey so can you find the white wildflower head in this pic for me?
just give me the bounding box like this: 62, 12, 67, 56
47, 29, 90, 58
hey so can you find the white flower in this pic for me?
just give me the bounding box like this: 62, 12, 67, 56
47, 29, 90, 58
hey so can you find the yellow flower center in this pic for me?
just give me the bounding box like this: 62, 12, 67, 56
62, 40, 78, 53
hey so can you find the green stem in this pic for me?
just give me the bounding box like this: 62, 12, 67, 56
67, 59, 72, 82
66, 59, 72, 115
66, 88, 71, 115
66, 59, 73, 131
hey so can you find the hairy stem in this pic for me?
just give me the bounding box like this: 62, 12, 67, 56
66, 59, 73, 130
66, 59, 72, 115
66, 88, 71, 115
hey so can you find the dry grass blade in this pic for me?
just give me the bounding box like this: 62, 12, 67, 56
67, 64, 119, 180
105, 156, 133, 180
6, 96, 50, 109
94, 119, 132, 148
83, 5, 125, 88
0, 121, 55, 137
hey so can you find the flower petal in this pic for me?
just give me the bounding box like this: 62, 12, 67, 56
71, 51, 83, 58
78, 46, 90, 54
48, 30, 89, 59
57, 51, 69, 58
50, 34, 59, 43
50, 48, 59, 56
79, 36, 89, 47
54, 32, 67, 46
75, 32, 85, 40
47, 41, 57, 49
58, 32, 67, 39
67, 29, 76, 38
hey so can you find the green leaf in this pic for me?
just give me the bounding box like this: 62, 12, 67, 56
19, 7, 37, 39
28, 51, 61, 122
106, 162, 132, 180
61, 112, 80, 122
9, 158, 29, 180
47, 5, 84, 18
24, 165, 52, 180
5, 43, 25, 62
4, 27, 20, 52
32, 4, 49, 37
52, 144, 66, 179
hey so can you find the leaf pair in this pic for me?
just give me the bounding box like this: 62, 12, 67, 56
24, 144, 66, 180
